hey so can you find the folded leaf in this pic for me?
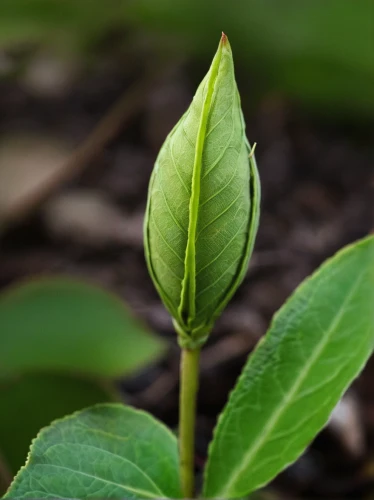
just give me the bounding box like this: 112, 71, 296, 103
204, 235, 374, 498
0, 277, 164, 378
5, 404, 182, 499
144, 34, 260, 348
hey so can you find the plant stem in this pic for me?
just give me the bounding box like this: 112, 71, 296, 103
179, 347, 200, 498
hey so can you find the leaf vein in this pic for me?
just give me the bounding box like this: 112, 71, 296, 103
169, 137, 190, 195
68, 442, 165, 496
202, 96, 237, 179
196, 188, 243, 240
31, 463, 160, 499
206, 96, 234, 138
158, 174, 188, 235
195, 254, 242, 305
199, 148, 241, 208
196, 216, 247, 278
150, 212, 184, 264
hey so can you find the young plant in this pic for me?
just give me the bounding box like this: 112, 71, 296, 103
4, 34, 374, 499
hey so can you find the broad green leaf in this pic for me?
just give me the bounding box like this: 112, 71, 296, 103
5, 403, 181, 499
0, 373, 119, 486
204, 235, 374, 498
144, 34, 260, 348
0, 277, 165, 378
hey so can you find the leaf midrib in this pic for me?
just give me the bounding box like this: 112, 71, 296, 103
62, 441, 165, 497
179, 41, 224, 324
216, 268, 365, 497
31, 463, 162, 499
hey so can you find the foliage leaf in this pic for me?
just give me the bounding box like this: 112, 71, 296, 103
0, 373, 118, 487
0, 277, 165, 378
144, 35, 259, 346
4, 404, 181, 499
203, 235, 374, 498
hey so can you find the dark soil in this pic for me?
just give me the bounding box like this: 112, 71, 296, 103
0, 48, 373, 499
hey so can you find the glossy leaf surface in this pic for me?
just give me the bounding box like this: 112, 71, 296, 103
145, 34, 260, 347
5, 404, 181, 499
0, 277, 164, 378
0, 373, 117, 486
204, 236, 374, 498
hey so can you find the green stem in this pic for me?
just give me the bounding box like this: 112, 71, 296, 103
179, 347, 200, 498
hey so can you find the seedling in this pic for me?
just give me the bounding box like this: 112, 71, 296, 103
4, 34, 374, 499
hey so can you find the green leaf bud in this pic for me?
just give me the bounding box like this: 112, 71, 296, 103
144, 33, 260, 349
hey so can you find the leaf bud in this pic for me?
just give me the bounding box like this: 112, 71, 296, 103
144, 34, 260, 348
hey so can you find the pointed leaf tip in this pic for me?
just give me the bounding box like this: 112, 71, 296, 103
221, 32, 228, 44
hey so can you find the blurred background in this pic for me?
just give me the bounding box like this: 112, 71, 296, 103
0, 1, 373, 498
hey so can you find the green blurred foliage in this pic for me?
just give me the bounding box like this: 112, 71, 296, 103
0, 277, 164, 378
0, 0, 119, 52
127, 0, 374, 117
0, 373, 117, 476
0, 0, 372, 117
0, 276, 165, 491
